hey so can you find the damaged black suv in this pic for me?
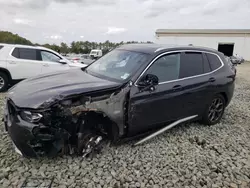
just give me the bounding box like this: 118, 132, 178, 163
4, 44, 235, 158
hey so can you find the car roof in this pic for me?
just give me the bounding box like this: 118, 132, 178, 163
117, 44, 220, 55
0, 43, 50, 50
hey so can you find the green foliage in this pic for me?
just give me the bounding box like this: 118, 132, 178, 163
0, 31, 32, 45
0, 31, 153, 54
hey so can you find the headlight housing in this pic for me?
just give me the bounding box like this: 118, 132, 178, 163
20, 111, 43, 123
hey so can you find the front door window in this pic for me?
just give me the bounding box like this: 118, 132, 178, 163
145, 53, 181, 83
41, 51, 61, 62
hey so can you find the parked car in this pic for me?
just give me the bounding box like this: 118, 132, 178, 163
89, 49, 102, 59
0, 44, 87, 91
235, 54, 245, 64
81, 55, 95, 65
230, 55, 244, 65
230, 56, 240, 65
67, 54, 95, 65
66, 54, 82, 63
225, 56, 237, 75
3, 44, 235, 158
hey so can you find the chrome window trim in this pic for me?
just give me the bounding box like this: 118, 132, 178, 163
134, 50, 224, 86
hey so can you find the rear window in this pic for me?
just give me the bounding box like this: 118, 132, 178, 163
206, 53, 222, 71
12, 47, 37, 60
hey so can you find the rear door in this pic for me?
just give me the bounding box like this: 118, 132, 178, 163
7, 47, 43, 79
177, 51, 214, 116
38, 50, 70, 74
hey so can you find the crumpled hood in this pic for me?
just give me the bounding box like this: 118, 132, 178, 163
8, 68, 121, 109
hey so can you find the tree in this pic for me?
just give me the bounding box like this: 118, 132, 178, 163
0, 30, 154, 54
60, 42, 69, 54
0, 31, 32, 45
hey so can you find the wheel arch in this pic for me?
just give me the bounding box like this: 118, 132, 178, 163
0, 68, 12, 82
219, 92, 228, 106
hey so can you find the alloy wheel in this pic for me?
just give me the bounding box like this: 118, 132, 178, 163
0, 76, 5, 90
208, 98, 224, 122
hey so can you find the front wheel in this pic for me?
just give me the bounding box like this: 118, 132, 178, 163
201, 94, 225, 125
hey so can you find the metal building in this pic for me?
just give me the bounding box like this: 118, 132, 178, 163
155, 29, 250, 60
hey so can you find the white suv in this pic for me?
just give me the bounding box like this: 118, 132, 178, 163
0, 43, 87, 91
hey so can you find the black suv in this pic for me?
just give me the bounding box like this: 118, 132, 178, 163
4, 44, 235, 158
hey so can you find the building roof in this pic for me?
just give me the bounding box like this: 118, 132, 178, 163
156, 29, 250, 35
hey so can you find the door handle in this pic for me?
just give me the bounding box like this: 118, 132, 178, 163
208, 77, 216, 82
172, 85, 182, 91
173, 85, 182, 89
43, 64, 49, 67
8, 61, 16, 64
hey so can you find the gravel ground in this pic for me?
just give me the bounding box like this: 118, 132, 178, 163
0, 63, 250, 188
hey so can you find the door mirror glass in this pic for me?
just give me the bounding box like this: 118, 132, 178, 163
138, 74, 159, 87
59, 59, 67, 64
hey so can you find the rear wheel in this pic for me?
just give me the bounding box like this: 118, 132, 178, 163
201, 94, 225, 125
0, 72, 9, 92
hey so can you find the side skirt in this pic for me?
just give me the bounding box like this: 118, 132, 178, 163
134, 115, 198, 146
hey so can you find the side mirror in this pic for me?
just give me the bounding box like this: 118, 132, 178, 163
59, 59, 67, 64
138, 74, 159, 87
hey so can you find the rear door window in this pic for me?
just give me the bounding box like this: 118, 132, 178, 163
179, 52, 203, 78
12, 48, 38, 60
19, 48, 37, 60
206, 53, 222, 71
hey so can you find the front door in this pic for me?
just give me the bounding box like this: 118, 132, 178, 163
128, 51, 213, 136
128, 52, 185, 135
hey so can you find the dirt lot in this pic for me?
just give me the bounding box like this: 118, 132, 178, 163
0, 63, 250, 188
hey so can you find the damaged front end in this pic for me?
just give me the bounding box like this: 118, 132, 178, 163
4, 87, 129, 158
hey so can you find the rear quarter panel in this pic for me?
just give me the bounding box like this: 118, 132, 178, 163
211, 55, 235, 106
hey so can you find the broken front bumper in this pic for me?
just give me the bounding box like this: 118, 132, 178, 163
3, 100, 64, 158
4, 113, 37, 158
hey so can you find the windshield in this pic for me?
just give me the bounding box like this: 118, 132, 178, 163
86, 49, 149, 82
90, 51, 98, 55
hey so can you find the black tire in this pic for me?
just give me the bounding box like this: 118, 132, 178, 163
201, 94, 226, 125
0, 72, 9, 92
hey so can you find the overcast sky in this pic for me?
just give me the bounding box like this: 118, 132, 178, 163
0, 0, 250, 44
